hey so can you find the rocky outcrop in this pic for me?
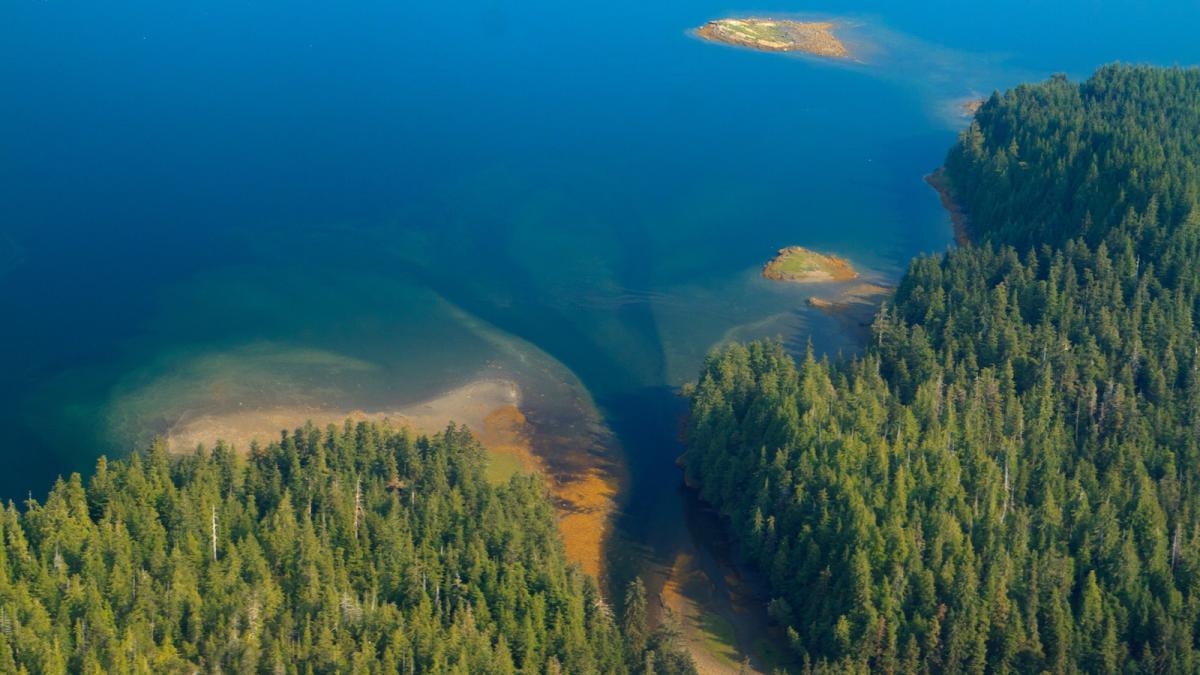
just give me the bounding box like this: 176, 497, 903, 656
762, 246, 859, 282
696, 18, 850, 58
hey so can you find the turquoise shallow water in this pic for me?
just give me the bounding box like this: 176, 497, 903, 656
3, 0, 1200, 664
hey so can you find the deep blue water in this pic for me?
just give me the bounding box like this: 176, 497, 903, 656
3, 0, 1200, 661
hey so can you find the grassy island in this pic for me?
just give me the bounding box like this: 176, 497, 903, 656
762, 245, 858, 282
696, 18, 849, 58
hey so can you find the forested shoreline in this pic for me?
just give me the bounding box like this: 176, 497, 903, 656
0, 421, 694, 673
684, 64, 1200, 672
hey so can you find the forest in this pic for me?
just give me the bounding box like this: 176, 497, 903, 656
683, 64, 1200, 672
0, 421, 693, 673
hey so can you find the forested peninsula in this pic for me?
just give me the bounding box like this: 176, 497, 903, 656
684, 64, 1200, 672
0, 422, 694, 673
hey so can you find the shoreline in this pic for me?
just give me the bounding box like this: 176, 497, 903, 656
925, 168, 972, 245
164, 378, 522, 453
659, 467, 788, 674
165, 376, 620, 581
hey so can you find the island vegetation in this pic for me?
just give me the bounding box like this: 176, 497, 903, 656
0, 422, 695, 673
696, 19, 849, 59
684, 64, 1200, 672
762, 246, 858, 283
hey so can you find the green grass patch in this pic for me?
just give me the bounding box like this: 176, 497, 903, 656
771, 250, 825, 274
484, 451, 527, 485
732, 24, 789, 41
697, 613, 742, 670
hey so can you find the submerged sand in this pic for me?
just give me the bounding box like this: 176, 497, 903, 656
958, 97, 985, 117
165, 378, 520, 452
805, 281, 891, 310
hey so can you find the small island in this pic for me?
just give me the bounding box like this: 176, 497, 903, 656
696, 18, 849, 58
762, 246, 858, 282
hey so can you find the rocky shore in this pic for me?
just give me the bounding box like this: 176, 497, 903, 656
925, 168, 971, 245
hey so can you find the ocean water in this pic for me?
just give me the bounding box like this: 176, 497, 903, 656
4, 0, 1200, 665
